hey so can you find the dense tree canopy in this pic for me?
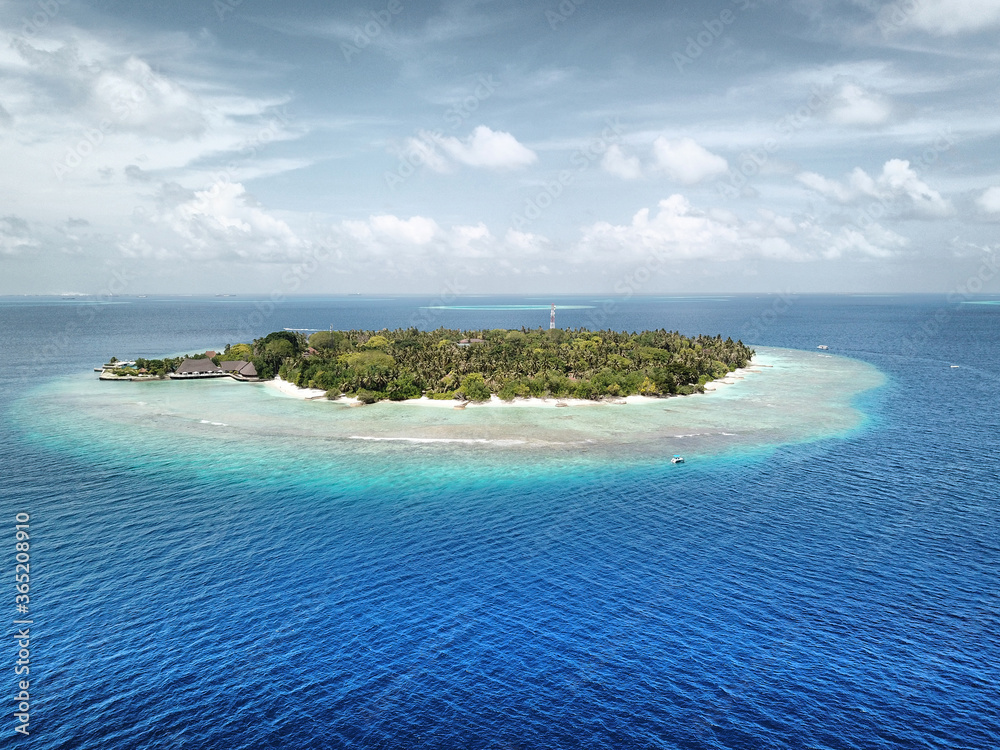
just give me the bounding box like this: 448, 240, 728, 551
269, 327, 753, 402
108, 328, 752, 397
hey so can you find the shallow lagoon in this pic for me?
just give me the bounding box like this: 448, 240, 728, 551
20, 346, 884, 481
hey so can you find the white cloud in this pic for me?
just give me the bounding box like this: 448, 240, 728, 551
503, 229, 549, 253
116, 231, 162, 259
821, 227, 902, 259
797, 172, 856, 203
330, 214, 555, 276
879, 159, 954, 217
976, 186, 1000, 213
90, 56, 207, 140
367, 214, 440, 244
900, 0, 1000, 35
651, 137, 728, 185
436, 126, 537, 170
796, 159, 954, 218
451, 222, 491, 251
577, 195, 907, 263
153, 181, 307, 260
9, 37, 208, 141
601, 144, 643, 180
398, 126, 537, 173
578, 195, 799, 262
400, 133, 451, 173
826, 83, 893, 126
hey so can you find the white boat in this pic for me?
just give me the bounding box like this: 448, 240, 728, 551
670, 455, 685, 464
817, 345, 829, 350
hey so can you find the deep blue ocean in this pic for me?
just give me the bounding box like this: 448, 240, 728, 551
1, 294, 998, 750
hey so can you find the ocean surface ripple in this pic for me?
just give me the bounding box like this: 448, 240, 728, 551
1, 294, 998, 749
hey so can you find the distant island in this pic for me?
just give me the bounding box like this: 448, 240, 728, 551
100, 328, 754, 404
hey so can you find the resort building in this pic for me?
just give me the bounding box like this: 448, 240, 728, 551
218, 360, 258, 378
170, 359, 224, 378
169, 358, 259, 380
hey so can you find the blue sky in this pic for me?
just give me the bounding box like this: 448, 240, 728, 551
1, 0, 999, 294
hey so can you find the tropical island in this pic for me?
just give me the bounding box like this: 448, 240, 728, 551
100, 328, 754, 404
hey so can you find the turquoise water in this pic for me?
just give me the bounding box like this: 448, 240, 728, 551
18, 347, 883, 480
1, 294, 997, 750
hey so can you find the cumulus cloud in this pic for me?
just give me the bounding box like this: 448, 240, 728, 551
976, 186, 1000, 213
10, 38, 207, 141
343, 214, 440, 245
329, 214, 554, 277
399, 133, 451, 173
810, 223, 908, 260
402, 126, 537, 173
438, 126, 537, 169
147, 181, 307, 261
89, 56, 207, 140
797, 171, 856, 203
651, 137, 728, 185
578, 195, 799, 262
797, 159, 954, 218
826, 82, 893, 126
577, 195, 906, 262
504, 229, 549, 253
601, 144, 643, 180
1, 26, 298, 193
116, 231, 162, 259
898, 0, 1000, 35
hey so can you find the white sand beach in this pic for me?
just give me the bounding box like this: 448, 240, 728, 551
264, 377, 335, 400
264, 359, 760, 406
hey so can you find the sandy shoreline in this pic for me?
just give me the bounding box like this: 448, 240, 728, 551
264, 358, 761, 407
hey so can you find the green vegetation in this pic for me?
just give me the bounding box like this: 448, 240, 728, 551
132, 357, 184, 377
104, 327, 753, 400
219, 342, 253, 362
251, 331, 307, 380
269, 327, 753, 403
